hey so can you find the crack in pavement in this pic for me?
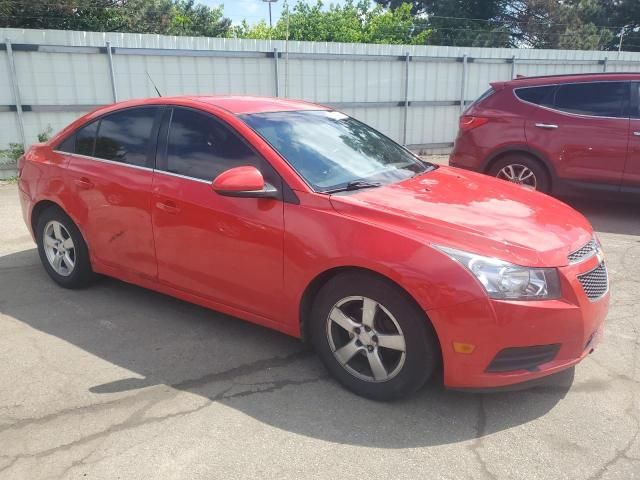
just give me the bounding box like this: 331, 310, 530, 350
468, 394, 498, 480
585, 400, 640, 480
0, 375, 326, 475
0, 349, 312, 432
587, 317, 640, 480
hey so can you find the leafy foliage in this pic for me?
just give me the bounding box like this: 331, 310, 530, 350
233, 1, 427, 45
376, 0, 638, 50
0, 126, 53, 165
0, 0, 231, 37
0, 143, 24, 165
0, 0, 638, 50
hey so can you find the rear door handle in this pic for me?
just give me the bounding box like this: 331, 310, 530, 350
156, 200, 180, 214
74, 177, 94, 189
633, 131, 640, 136
535, 123, 559, 130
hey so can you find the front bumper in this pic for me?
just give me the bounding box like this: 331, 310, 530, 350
428, 255, 609, 389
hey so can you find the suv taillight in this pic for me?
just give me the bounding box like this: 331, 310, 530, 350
459, 116, 489, 132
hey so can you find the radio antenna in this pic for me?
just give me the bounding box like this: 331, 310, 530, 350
146, 71, 162, 97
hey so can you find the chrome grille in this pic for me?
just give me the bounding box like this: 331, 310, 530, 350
577, 262, 608, 301
568, 239, 597, 264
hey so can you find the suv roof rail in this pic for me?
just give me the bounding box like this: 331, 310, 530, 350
511, 72, 640, 81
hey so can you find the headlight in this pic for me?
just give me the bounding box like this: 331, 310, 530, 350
435, 245, 561, 300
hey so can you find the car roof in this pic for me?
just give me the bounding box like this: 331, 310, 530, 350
167, 95, 328, 115
502, 72, 640, 88
48, 95, 330, 149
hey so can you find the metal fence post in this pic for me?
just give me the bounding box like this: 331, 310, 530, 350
105, 41, 118, 102
274, 48, 280, 97
511, 55, 516, 79
602, 57, 608, 72
5, 39, 27, 151
403, 52, 410, 146
460, 54, 468, 113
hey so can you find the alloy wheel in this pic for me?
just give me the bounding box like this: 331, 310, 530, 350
43, 220, 76, 277
326, 296, 406, 382
496, 163, 537, 189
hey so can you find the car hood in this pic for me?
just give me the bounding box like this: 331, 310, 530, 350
329, 166, 593, 267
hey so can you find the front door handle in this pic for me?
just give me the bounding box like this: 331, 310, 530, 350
74, 177, 94, 189
535, 123, 559, 130
156, 200, 180, 214
633, 131, 640, 136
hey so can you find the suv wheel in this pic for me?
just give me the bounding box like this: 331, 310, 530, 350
488, 154, 550, 193
310, 272, 439, 401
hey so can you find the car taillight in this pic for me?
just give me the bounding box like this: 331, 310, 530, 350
16, 154, 25, 178
459, 116, 489, 132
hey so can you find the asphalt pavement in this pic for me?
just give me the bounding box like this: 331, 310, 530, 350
0, 181, 639, 480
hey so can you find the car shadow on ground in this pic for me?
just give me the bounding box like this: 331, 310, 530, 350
561, 196, 640, 237
1, 248, 580, 449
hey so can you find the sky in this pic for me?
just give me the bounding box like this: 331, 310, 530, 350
206, 0, 348, 26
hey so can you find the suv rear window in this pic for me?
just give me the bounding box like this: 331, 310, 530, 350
515, 81, 630, 118
469, 88, 495, 107
554, 82, 628, 117
514, 85, 555, 108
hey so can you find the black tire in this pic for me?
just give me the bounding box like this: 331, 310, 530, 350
310, 271, 439, 401
35, 206, 94, 289
487, 154, 551, 193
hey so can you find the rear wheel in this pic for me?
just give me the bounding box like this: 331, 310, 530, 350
36, 207, 94, 288
310, 272, 439, 401
488, 154, 550, 193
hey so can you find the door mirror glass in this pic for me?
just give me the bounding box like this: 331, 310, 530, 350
211, 166, 278, 199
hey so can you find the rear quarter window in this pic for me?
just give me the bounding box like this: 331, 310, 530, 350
55, 121, 98, 156
514, 85, 556, 108
469, 88, 495, 107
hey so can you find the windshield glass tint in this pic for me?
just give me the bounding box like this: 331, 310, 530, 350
241, 110, 428, 191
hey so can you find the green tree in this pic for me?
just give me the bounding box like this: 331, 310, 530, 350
598, 0, 640, 51
503, 0, 614, 50
0, 0, 231, 37
374, 0, 510, 46
234, 0, 430, 45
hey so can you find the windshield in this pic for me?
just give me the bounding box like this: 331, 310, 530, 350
240, 110, 432, 192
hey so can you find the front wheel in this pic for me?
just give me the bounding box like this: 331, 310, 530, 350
310, 272, 439, 401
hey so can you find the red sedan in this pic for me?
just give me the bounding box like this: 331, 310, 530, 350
17, 96, 609, 400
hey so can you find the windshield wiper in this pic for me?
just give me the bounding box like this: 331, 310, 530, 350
322, 180, 382, 194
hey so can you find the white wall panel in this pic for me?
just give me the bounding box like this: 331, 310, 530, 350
0, 113, 20, 149
1, 27, 640, 157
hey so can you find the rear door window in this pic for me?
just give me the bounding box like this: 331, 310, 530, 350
94, 107, 159, 167
553, 82, 629, 118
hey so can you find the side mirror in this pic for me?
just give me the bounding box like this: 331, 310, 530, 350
211, 166, 279, 199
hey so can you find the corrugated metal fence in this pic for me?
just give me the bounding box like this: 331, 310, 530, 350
3, 27, 640, 163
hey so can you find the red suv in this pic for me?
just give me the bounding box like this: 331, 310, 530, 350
450, 73, 640, 195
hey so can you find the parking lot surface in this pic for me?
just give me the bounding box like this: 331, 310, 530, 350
0, 181, 639, 480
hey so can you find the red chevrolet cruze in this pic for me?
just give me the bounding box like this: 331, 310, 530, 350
451, 72, 640, 195
18, 96, 609, 400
